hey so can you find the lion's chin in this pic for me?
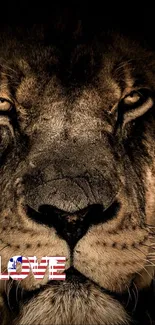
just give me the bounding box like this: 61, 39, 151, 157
12, 272, 129, 325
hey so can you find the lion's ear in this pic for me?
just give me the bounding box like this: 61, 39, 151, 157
120, 88, 154, 127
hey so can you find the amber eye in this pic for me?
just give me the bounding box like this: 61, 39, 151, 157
122, 88, 152, 109
123, 91, 141, 105
0, 98, 12, 111
119, 88, 154, 126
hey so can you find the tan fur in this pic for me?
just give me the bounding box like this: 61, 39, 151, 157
14, 283, 129, 325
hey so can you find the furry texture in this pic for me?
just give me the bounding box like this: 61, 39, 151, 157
0, 25, 155, 324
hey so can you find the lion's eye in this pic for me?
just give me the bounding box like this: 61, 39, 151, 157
0, 98, 12, 112
120, 88, 154, 126
123, 89, 151, 108
123, 91, 141, 105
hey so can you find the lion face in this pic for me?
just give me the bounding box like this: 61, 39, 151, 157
0, 28, 155, 325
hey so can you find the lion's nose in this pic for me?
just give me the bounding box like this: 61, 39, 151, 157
27, 201, 120, 248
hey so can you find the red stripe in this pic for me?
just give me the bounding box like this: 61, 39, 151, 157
23, 265, 48, 270
33, 265, 48, 270
28, 259, 47, 263
31, 272, 47, 275
9, 272, 46, 276
50, 272, 65, 275
9, 272, 30, 275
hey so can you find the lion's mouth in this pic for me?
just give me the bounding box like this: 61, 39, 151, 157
5, 267, 87, 312
6, 266, 121, 312
6, 265, 154, 325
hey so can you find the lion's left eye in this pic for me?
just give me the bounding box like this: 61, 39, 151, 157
0, 98, 12, 112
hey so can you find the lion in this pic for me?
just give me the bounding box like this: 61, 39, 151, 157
0, 24, 155, 325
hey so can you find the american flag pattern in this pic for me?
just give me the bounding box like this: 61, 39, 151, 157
0, 256, 66, 280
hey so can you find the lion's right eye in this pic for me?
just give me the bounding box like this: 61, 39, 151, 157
0, 97, 12, 112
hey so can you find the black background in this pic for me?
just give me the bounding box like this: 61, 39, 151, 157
0, 1, 155, 50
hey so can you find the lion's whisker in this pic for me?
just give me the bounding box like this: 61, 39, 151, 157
15, 280, 21, 305
124, 245, 154, 282
146, 311, 153, 325
0, 244, 10, 252
125, 284, 132, 308
6, 279, 14, 311
131, 282, 139, 312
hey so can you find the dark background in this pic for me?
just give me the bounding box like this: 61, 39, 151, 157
0, 1, 155, 49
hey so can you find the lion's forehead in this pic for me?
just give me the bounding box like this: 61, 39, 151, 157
0, 35, 151, 123
0, 65, 123, 140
